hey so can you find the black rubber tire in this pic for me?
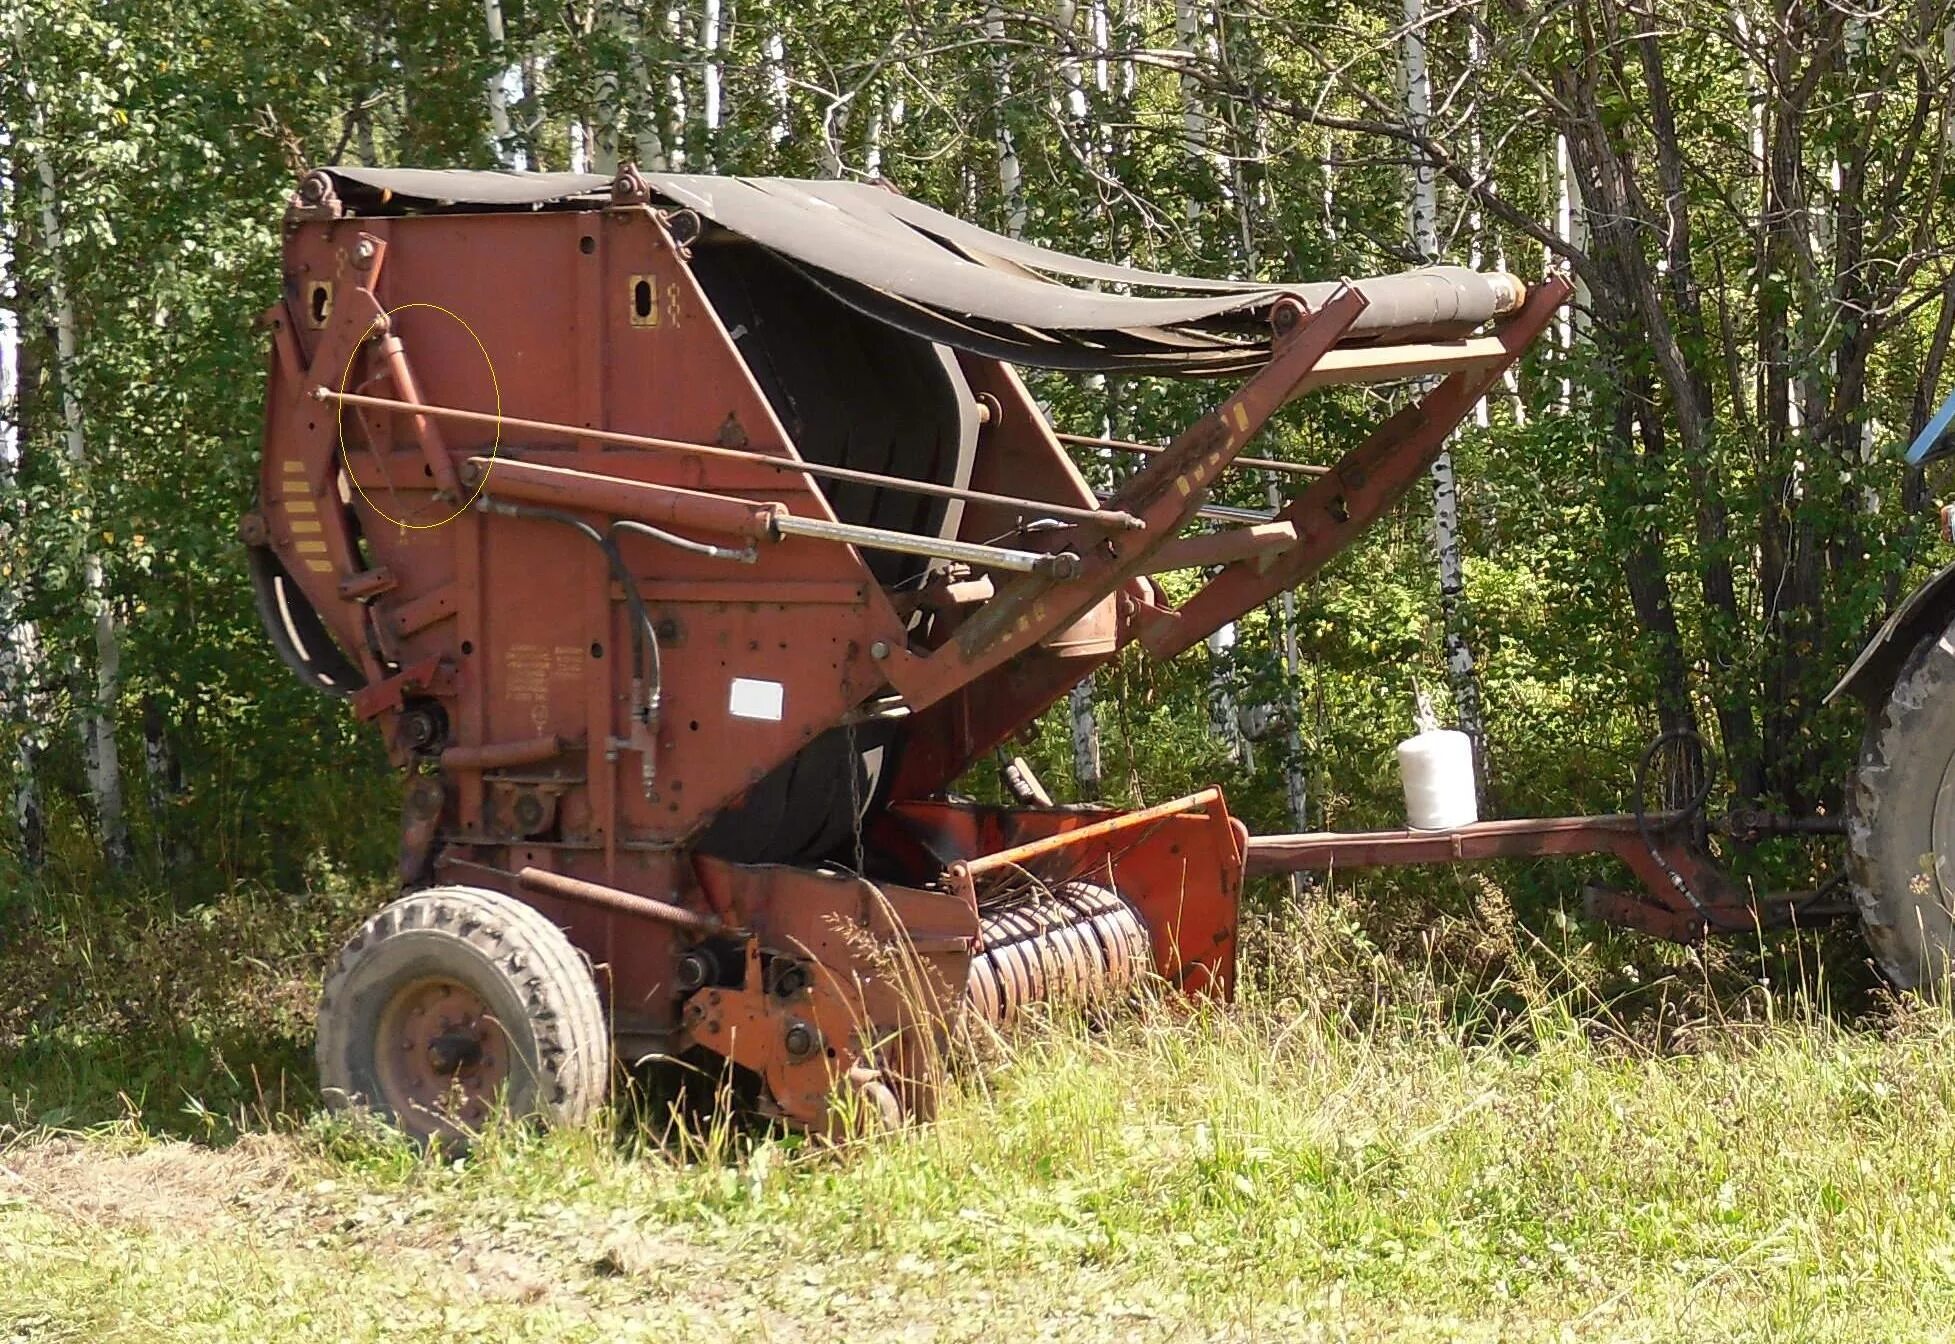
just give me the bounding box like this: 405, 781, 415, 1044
1848, 614, 1955, 988
316, 886, 609, 1142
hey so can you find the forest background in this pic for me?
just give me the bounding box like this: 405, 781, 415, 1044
4, 0, 1954, 928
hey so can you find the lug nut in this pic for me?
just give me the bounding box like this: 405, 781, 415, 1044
783, 1021, 818, 1060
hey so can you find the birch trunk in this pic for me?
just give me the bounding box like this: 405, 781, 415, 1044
765, 32, 790, 148
1405, 0, 1487, 801
482, 0, 518, 166
1466, 24, 1491, 430
700, 0, 722, 166
630, 23, 670, 170
986, 5, 1025, 234
0, 163, 44, 864
1057, 0, 1105, 798
664, 7, 689, 171
1176, 0, 1243, 762
35, 136, 128, 866
1271, 483, 1307, 836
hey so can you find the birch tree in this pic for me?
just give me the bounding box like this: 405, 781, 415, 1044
482, 0, 520, 166
1404, 0, 1487, 799
0, 155, 45, 864
31, 102, 127, 866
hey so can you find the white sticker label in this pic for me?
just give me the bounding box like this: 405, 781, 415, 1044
728, 677, 785, 721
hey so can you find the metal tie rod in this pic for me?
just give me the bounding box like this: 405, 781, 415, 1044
1057, 430, 1330, 479
313, 387, 1144, 532
772, 514, 1078, 577
1098, 492, 1274, 526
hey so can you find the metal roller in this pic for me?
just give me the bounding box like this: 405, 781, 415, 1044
965, 880, 1151, 1025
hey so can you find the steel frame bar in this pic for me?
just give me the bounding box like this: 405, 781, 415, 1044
375, 333, 464, 498
1143, 276, 1574, 659
1145, 522, 1298, 573
466, 454, 783, 539
1242, 809, 1831, 944
771, 514, 1078, 577
314, 386, 1142, 531
517, 865, 729, 937
954, 787, 1222, 882
1245, 813, 1683, 873
469, 454, 1074, 575
1056, 430, 1331, 479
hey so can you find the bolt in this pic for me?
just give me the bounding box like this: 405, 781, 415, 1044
870, 640, 890, 661
783, 1021, 818, 1060
770, 961, 810, 999
675, 950, 715, 993
351, 238, 377, 268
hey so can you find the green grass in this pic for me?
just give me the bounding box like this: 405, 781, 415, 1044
3, 874, 1953, 1340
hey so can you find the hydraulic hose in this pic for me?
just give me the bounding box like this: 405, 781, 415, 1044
476, 498, 664, 793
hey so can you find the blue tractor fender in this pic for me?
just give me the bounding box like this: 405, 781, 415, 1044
1822, 383, 1955, 708
1827, 558, 1955, 706
1828, 387, 1955, 706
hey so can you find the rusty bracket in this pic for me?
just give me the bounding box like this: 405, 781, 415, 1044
286, 169, 344, 224
350, 655, 456, 722
612, 164, 654, 207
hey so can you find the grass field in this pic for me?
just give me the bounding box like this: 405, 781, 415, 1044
3, 873, 1952, 1342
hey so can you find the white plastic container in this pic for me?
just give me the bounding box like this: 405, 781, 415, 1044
1398, 728, 1478, 831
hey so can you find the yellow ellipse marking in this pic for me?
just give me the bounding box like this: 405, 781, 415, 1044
336, 301, 500, 531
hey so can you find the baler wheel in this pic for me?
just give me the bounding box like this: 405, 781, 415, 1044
316, 886, 609, 1146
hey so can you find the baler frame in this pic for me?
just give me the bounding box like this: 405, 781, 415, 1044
255, 163, 1775, 1139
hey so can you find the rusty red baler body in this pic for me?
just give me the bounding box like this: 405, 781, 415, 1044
249, 165, 1567, 1127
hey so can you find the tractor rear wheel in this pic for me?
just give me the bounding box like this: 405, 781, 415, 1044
316, 886, 609, 1146
1849, 613, 1955, 988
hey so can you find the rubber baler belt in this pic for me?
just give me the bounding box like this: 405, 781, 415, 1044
315, 166, 1528, 371
966, 881, 1151, 1025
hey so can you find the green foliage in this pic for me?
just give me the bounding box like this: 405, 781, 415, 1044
3, 0, 1952, 924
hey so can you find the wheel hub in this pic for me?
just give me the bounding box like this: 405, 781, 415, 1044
427, 1030, 485, 1074
372, 977, 511, 1137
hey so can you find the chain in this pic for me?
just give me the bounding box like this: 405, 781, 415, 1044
846, 718, 867, 877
